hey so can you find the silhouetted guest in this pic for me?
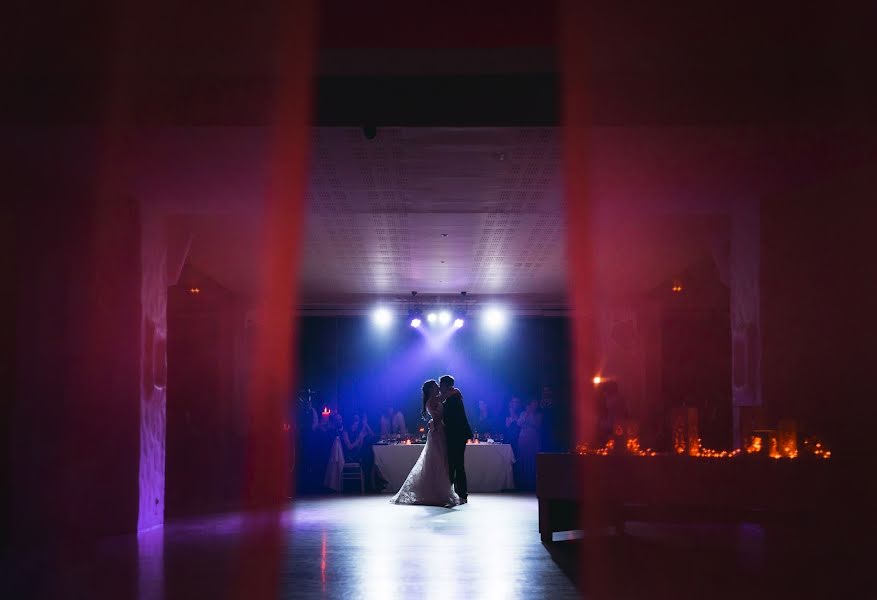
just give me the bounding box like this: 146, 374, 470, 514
348, 412, 377, 491
539, 387, 559, 452
329, 411, 344, 439
504, 397, 522, 443
360, 412, 377, 441
392, 406, 408, 434
342, 413, 366, 463
379, 407, 393, 437
504, 397, 523, 483
516, 399, 542, 489
473, 399, 495, 435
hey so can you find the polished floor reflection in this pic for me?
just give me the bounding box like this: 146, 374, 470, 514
6, 495, 579, 599
5, 493, 849, 599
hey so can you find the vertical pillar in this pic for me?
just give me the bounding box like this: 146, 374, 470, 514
730, 200, 761, 448
561, 1, 610, 595
138, 211, 168, 531
560, 0, 598, 447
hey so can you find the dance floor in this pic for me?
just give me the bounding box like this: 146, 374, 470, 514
5, 494, 850, 599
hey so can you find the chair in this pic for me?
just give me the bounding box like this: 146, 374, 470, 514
324, 438, 344, 492
342, 462, 364, 494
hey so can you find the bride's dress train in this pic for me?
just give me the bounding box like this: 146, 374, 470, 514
391, 397, 459, 506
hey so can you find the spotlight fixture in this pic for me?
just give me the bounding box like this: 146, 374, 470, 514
410, 318, 422, 328
438, 311, 451, 326
372, 307, 393, 328
426, 312, 437, 324
484, 307, 507, 330
453, 318, 465, 328
593, 375, 603, 385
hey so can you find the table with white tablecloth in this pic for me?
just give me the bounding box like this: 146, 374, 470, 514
373, 443, 516, 493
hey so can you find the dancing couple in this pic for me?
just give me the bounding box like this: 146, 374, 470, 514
391, 375, 473, 507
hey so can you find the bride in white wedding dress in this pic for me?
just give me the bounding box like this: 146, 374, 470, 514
391, 380, 460, 506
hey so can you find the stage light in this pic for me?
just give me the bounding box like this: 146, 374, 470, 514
426, 312, 437, 324
593, 376, 602, 385
438, 311, 451, 325
410, 318, 421, 328
484, 307, 507, 330
453, 318, 464, 328
372, 307, 393, 328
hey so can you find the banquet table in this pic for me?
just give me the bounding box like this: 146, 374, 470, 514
373, 443, 516, 493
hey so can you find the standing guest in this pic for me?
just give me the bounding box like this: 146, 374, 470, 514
360, 412, 377, 440
473, 399, 494, 436
504, 397, 523, 442
510, 396, 523, 418
379, 407, 394, 437
504, 397, 523, 483
516, 399, 543, 489
392, 405, 408, 434
539, 387, 558, 452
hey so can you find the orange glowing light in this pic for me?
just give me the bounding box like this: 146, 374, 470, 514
187, 287, 201, 295
746, 436, 763, 454
671, 284, 683, 293
769, 436, 782, 459
592, 376, 602, 385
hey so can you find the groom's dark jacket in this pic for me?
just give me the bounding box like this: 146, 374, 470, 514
443, 390, 473, 443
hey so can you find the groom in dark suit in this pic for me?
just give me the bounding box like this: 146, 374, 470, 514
440, 374, 473, 503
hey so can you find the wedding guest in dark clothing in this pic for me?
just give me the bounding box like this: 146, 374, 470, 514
516, 399, 542, 489
473, 399, 495, 436
504, 397, 523, 484
539, 387, 559, 452
342, 412, 378, 491
342, 413, 366, 462
504, 397, 523, 444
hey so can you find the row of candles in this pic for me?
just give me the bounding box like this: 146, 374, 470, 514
576, 416, 831, 460
577, 436, 830, 459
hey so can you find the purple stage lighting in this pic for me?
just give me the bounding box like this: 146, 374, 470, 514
426, 312, 437, 324
453, 318, 464, 328
438, 311, 451, 326
410, 317, 422, 328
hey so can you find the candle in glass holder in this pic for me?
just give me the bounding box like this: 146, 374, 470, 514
778, 419, 798, 458
686, 409, 700, 456
671, 408, 698, 455
671, 410, 687, 454
750, 429, 775, 458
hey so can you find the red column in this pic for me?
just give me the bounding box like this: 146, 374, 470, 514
560, 2, 609, 594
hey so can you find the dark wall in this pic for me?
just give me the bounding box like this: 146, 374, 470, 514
11, 154, 143, 542
761, 164, 877, 457
166, 281, 243, 517
297, 316, 571, 432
